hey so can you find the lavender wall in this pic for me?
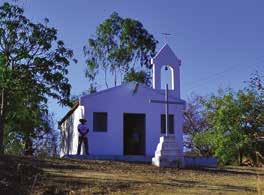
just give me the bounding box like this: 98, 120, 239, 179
60, 44, 185, 158
184, 156, 218, 168
60, 106, 83, 156
77, 82, 185, 156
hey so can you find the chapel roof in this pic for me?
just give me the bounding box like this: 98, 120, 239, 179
58, 81, 185, 127
151, 44, 181, 66
58, 101, 79, 126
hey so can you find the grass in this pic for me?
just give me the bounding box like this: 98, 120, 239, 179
0, 155, 263, 194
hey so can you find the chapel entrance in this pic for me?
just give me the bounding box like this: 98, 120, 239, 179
123, 113, 146, 155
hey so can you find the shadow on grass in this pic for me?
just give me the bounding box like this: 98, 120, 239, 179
223, 166, 264, 173
40, 172, 257, 194
0, 155, 261, 194
184, 166, 264, 176
0, 155, 42, 195
169, 179, 256, 192
40, 174, 141, 194
212, 168, 263, 176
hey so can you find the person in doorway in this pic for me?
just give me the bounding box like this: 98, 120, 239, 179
131, 128, 140, 154
77, 118, 89, 155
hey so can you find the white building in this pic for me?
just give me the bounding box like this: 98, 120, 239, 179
59, 44, 186, 160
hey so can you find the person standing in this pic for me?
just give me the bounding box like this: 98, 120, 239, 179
77, 118, 89, 155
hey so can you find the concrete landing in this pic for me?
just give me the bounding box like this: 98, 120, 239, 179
63, 155, 152, 163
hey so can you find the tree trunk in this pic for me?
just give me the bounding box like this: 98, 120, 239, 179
24, 136, 34, 156
0, 89, 5, 154
0, 116, 4, 154
239, 148, 243, 165
104, 68, 108, 88
114, 69, 117, 87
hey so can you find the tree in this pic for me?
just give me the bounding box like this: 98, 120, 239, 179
33, 113, 60, 157
0, 3, 76, 153
193, 86, 264, 165
206, 91, 249, 164
4, 87, 50, 155
123, 68, 151, 86
244, 72, 264, 164
84, 12, 157, 88
192, 130, 215, 157
183, 95, 211, 152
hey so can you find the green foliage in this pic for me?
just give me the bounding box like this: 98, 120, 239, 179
88, 83, 97, 94
0, 2, 76, 154
123, 68, 151, 86
84, 12, 157, 88
4, 130, 24, 155
192, 131, 214, 157
0, 2, 76, 105
206, 91, 248, 164
188, 80, 264, 165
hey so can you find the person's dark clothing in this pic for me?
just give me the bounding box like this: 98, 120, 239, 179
77, 136, 89, 155
77, 123, 89, 155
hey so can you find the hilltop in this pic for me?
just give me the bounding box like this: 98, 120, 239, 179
0, 155, 263, 194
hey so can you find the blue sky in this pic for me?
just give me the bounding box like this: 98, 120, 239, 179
4, 0, 264, 121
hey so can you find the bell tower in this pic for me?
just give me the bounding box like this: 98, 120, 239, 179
151, 44, 181, 98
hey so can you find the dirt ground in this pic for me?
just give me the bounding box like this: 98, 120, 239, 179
0, 155, 263, 194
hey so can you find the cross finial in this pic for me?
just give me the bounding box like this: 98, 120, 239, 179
161, 33, 177, 44
161, 33, 171, 43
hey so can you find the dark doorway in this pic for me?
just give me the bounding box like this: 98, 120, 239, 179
124, 113, 146, 155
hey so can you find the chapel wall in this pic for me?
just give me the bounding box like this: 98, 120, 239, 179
60, 106, 83, 156
79, 84, 184, 156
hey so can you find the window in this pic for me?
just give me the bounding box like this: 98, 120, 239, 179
93, 112, 107, 132
161, 114, 174, 134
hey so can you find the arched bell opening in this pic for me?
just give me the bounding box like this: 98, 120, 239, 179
160, 65, 175, 90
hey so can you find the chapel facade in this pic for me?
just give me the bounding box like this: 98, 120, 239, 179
59, 44, 186, 159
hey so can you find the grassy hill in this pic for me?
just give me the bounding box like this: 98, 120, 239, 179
0, 155, 263, 194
